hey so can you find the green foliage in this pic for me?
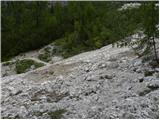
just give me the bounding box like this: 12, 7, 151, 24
144, 70, 153, 76
15, 59, 44, 74
44, 47, 51, 53
2, 1, 158, 61
38, 52, 51, 62
48, 109, 66, 119
2, 1, 61, 61
149, 60, 159, 68
115, 2, 159, 64
141, 2, 159, 63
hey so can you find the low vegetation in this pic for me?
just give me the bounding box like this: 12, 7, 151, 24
38, 52, 51, 62
48, 109, 66, 119
144, 70, 154, 77
1, 1, 158, 65
15, 59, 44, 74
2, 61, 14, 66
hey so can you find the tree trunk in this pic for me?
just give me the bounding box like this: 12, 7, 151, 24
151, 3, 159, 64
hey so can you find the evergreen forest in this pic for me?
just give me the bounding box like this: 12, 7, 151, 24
1, 1, 159, 62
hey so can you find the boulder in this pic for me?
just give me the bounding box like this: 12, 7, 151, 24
133, 59, 142, 67
147, 80, 159, 90
155, 68, 159, 72
8, 86, 22, 96
143, 76, 157, 81
136, 67, 142, 73
100, 74, 114, 79
84, 67, 90, 72
85, 75, 97, 81
138, 77, 143, 83
98, 63, 106, 69
18, 106, 29, 118
30, 65, 35, 70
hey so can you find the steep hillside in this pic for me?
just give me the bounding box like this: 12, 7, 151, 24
1, 44, 159, 119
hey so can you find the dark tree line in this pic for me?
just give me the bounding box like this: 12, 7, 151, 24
1, 1, 159, 62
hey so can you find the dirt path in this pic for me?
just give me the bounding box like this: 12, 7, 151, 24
22, 57, 50, 65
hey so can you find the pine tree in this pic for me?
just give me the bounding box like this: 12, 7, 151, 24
142, 2, 159, 63
133, 2, 159, 64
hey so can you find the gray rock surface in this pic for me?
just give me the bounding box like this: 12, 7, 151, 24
1, 44, 159, 119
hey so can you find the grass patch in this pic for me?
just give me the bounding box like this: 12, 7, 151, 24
15, 59, 44, 74
48, 109, 66, 119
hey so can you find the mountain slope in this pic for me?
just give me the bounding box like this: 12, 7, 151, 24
1, 44, 159, 119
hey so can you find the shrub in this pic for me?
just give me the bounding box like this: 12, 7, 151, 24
38, 52, 51, 62
149, 60, 159, 68
48, 109, 66, 119
144, 70, 153, 76
44, 47, 51, 53
15, 59, 44, 74
52, 46, 62, 56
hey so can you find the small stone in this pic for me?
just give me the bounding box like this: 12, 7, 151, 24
104, 74, 113, 79
88, 63, 92, 66
138, 77, 143, 83
132, 67, 137, 72
153, 72, 159, 78
155, 68, 159, 72
19, 106, 28, 118
147, 81, 159, 90
84, 67, 90, 72
14, 90, 22, 95
94, 95, 99, 101
138, 88, 151, 96
57, 75, 63, 80
133, 59, 142, 67
109, 57, 117, 61
85, 75, 96, 81
30, 65, 35, 70
98, 63, 106, 69
8, 87, 22, 95
100, 74, 114, 79
122, 60, 127, 63
39, 95, 47, 102
136, 68, 142, 73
